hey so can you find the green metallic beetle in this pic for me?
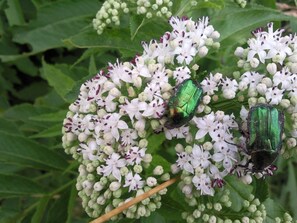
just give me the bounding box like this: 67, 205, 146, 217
164, 79, 203, 129
244, 104, 284, 173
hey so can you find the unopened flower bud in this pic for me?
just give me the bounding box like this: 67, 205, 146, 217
109, 181, 121, 191
248, 87, 258, 97
128, 86, 136, 97
153, 165, 164, 175
257, 97, 266, 104
198, 46, 208, 57
280, 99, 290, 108
266, 63, 277, 75
133, 76, 142, 88
143, 154, 152, 163
250, 58, 259, 68
256, 83, 267, 95
248, 97, 257, 107
213, 72, 222, 82
261, 77, 272, 87
234, 47, 244, 57
287, 138, 297, 148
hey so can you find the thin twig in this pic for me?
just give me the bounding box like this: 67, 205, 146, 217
90, 177, 179, 223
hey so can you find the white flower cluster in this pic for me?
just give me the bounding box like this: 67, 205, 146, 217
172, 111, 239, 196
234, 22, 297, 158
63, 16, 223, 218
182, 190, 267, 223
92, 0, 174, 35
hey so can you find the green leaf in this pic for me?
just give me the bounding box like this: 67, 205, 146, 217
65, 19, 169, 51
0, 163, 23, 174
42, 61, 75, 102
212, 3, 291, 43
44, 186, 74, 223
264, 198, 286, 222
66, 184, 77, 223
225, 176, 253, 212
0, 174, 46, 197
141, 212, 166, 223
30, 123, 62, 138
253, 179, 269, 202
15, 81, 50, 101
88, 54, 97, 75
130, 15, 145, 40
4, 0, 25, 26
65, 28, 143, 53
147, 155, 171, 174
0, 131, 67, 170
147, 133, 167, 153
281, 161, 297, 219
32, 196, 50, 223
4, 104, 56, 123
0, 118, 22, 135
12, 0, 99, 54
30, 110, 67, 122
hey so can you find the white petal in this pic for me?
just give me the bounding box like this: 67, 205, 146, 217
117, 120, 128, 129
195, 129, 207, 140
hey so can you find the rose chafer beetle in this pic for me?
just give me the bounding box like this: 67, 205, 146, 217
164, 79, 203, 129
243, 104, 284, 173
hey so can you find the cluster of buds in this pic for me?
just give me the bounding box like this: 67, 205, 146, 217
93, 0, 174, 35
182, 190, 267, 223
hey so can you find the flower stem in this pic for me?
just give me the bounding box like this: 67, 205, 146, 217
90, 177, 179, 223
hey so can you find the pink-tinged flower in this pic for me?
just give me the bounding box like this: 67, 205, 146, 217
132, 57, 152, 79
120, 129, 138, 146
173, 66, 191, 85
121, 98, 147, 121
174, 39, 197, 65
247, 38, 268, 63
176, 152, 194, 174
191, 144, 211, 169
212, 147, 237, 172
192, 174, 214, 196
96, 95, 117, 112
151, 67, 169, 85
240, 71, 264, 88
273, 67, 293, 90
143, 82, 162, 101
164, 126, 189, 140
108, 59, 133, 86
123, 172, 144, 192
201, 74, 218, 95
265, 86, 284, 105
193, 113, 217, 140
99, 153, 126, 182
102, 113, 128, 141
142, 99, 166, 118
125, 146, 146, 165
79, 140, 99, 161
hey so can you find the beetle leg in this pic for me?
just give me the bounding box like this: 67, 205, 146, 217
238, 121, 249, 139
225, 140, 249, 155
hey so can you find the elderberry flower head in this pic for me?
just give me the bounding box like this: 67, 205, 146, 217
62, 16, 224, 218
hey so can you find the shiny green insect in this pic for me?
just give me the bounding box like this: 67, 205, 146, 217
164, 79, 203, 129
244, 104, 284, 173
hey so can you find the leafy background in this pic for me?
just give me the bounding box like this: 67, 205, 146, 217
0, 0, 297, 222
